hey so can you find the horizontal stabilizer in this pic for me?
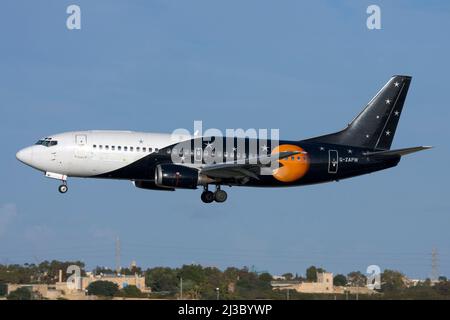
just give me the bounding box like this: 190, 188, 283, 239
363, 146, 432, 157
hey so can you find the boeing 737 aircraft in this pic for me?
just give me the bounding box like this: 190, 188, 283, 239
16, 75, 430, 203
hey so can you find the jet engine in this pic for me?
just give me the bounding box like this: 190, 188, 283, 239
155, 164, 213, 189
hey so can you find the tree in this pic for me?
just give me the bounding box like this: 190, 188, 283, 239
179, 264, 206, 284
381, 270, 406, 292
145, 267, 178, 292
87, 281, 119, 297
347, 271, 367, 287
306, 266, 317, 282
333, 274, 347, 286
119, 285, 143, 298
259, 273, 273, 283
93, 266, 114, 275
0, 283, 7, 296
434, 280, 450, 296
306, 266, 326, 282
7, 287, 34, 300
282, 273, 294, 280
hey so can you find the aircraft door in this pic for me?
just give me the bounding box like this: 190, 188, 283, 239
75, 134, 91, 159
328, 150, 338, 174
76, 135, 87, 145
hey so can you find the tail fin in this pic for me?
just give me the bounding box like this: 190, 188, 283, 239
303, 75, 412, 150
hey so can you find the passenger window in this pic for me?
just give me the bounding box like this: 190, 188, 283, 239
112, 146, 115, 151
149, 148, 153, 152
105, 146, 109, 150
93, 145, 97, 148
143, 147, 146, 152
136, 147, 140, 152
124, 146, 128, 151
155, 148, 159, 152
118, 146, 121, 151
99, 145, 103, 150
130, 147, 134, 152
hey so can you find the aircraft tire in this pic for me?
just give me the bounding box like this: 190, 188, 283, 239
214, 190, 227, 203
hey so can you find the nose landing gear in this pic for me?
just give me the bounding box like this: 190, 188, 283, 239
201, 185, 227, 203
44, 172, 69, 194
58, 182, 68, 194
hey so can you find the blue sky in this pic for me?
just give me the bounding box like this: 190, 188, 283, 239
0, 0, 449, 279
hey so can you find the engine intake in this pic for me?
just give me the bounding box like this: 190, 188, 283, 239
155, 164, 199, 189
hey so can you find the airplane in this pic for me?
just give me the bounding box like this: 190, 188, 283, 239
16, 75, 431, 203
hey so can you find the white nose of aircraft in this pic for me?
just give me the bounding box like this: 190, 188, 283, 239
16, 147, 33, 165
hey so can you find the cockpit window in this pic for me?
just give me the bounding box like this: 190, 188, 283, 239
35, 139, 58, 147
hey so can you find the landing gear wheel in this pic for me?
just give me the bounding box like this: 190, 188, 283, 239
201, 191, 215, 203
214, 190, 228, 203
58, 184, 68, 194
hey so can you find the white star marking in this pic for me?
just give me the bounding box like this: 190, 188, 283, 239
232, 147, 237, 152
394, 82, 400, 87
386, 99, 391, 104
366, 134, 370, 138
376, 115, 380, 119
386, 130, 391, 136
394, 110, 400, 116
261, 145, 269, 152
320, 147, 325, 151
347, 149, 353, 154
205, 142, 213, 149
181, 156, 186, 162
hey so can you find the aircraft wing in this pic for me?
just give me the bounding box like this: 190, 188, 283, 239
200, 151, 303, 181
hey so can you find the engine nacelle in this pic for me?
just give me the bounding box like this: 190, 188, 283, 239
155, 164, 200, 189
134, 180, 175, 191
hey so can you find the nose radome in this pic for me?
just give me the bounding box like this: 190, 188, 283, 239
16, 147, 33, 165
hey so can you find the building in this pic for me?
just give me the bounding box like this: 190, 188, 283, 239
56, 272, 151, 294
272, 272, 375, 295
6, 271, 150, 300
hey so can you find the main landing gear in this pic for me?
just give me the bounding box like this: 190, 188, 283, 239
201, 185, 228, 204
